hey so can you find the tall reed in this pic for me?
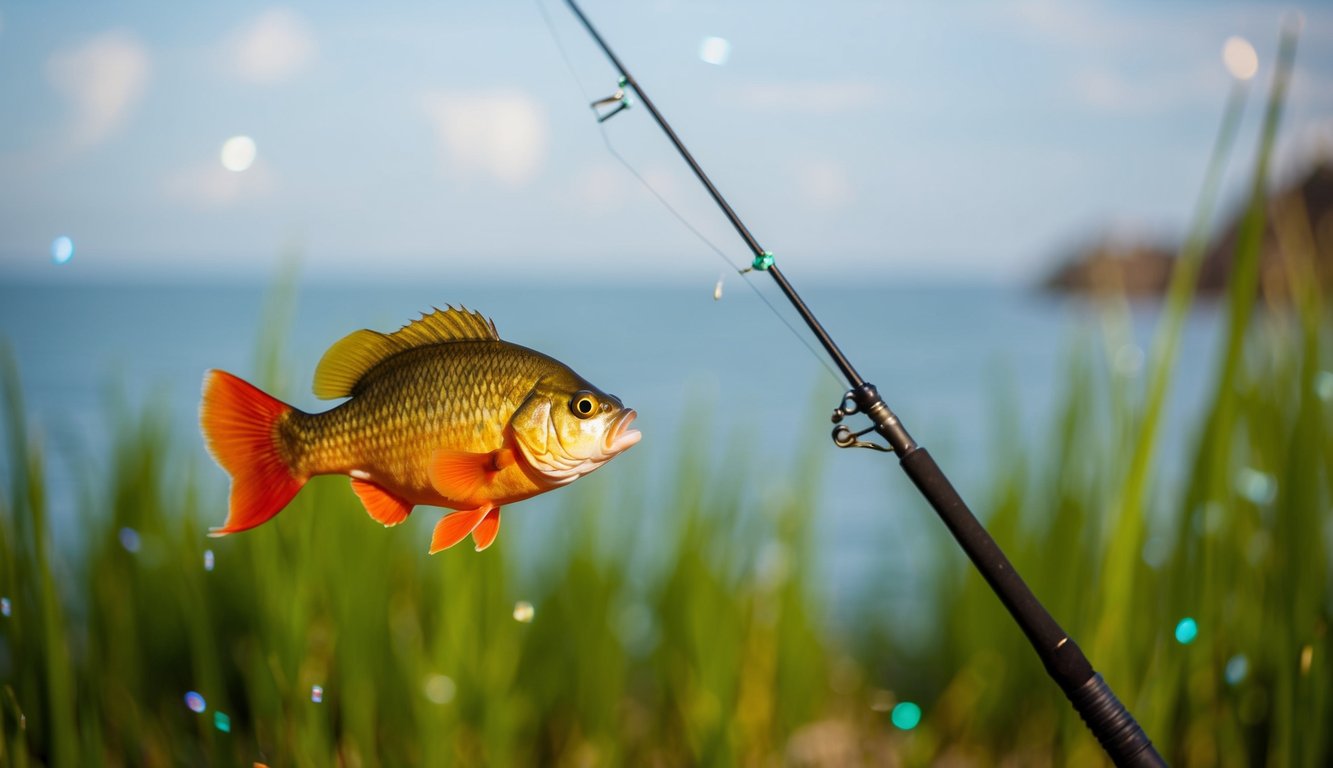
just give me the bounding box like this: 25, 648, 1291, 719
2, 21, 1328, 768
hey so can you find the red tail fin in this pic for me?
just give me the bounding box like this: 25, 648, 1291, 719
200, 370, 305, 536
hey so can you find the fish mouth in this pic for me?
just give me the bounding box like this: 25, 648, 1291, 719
606, 409, 641, 454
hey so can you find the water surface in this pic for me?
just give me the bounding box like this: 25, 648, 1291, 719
0, 277, 1223, 623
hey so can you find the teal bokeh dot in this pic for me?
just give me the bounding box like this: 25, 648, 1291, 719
891, 701, 922, 730
1175, 617, 1198, 645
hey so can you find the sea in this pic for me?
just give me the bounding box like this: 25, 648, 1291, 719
0, 277, 1225, 630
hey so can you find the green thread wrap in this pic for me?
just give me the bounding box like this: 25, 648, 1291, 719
751, 251, 775, 271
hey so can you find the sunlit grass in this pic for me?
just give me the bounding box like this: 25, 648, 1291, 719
0, 345, 838, 766
874, 23, 1331, 767
3, 23, 1330, 768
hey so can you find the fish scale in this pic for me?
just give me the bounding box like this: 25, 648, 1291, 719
200, 306, 639, 553
297, 344, 533, 482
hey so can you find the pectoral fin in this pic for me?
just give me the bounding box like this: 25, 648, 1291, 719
429, 447, 515, 501
429, 504, 493, 554
349, 478, 413, 527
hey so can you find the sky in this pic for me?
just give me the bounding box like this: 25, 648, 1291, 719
0, 0, 1331, 285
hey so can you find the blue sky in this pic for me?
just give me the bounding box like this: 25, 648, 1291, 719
1, 0, 1330, 284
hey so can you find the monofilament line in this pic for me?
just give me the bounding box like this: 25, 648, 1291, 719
534, 0, 842, 385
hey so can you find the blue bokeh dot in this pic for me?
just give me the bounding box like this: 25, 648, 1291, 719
51, 236, 74, 264
184, 691, 206, 713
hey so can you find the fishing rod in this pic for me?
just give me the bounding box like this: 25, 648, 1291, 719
559, 2, 1167, 765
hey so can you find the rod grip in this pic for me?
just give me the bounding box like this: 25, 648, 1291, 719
1068, 673, 1166, 766
898, 448, 1166, 766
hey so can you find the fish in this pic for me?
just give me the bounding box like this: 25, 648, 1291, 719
199, 306, 640, 553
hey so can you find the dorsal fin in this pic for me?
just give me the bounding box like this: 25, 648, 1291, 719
312, 330, 401, 400
312, 306, 499, 399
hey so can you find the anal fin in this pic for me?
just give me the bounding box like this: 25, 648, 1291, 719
430, 504, 492, 554
350, 478, 413, 527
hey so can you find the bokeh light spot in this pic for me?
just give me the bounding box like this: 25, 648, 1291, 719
868, 689, 893, 712
513, 600, 535, 623
220, 136, 257, 172
213, 711, 230, 732
185, 691, 206, 713
203, 549, 215, 572
1235, 467, 1276, 505
616, 601, 659, 657
1113, 343, 1144, 377
1225, 654, 1249, 685
1141, 535, 1171, 569
1175, 617, 1198, 645
699, 36, 730, 66
1, 597, 11, 617
119, 527, 141, 553
423, 674, 456, 705
1223, 36, 1258, 81
51, 236, 74, 264
891, 701, 922, 730
311, 684, 324, 703
1315, 371, 1333, 401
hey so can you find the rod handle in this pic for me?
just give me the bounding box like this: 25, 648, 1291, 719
1068, 673, 1166, 766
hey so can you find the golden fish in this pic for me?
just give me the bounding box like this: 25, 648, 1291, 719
200, 307, 640, 553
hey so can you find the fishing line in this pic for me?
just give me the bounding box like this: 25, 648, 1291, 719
534, 0, 842, 385
597, 134, 843, 385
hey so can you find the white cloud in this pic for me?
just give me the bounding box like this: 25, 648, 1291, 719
230, 7, 316, 84
735, 81, 886, 114
1008, 0, 1134, 49
161, 160, 274, 207
420, 90, 548, 185
46, 30, 151, 151
1289, 63, 1333, 116
1004, 1, 1333, 65
1071, 69, 1147, 112
568, 160, 628, 210
1069, 63, 1225, 114
639, 164, 685, 203
796, 159, 854, 209
1001, 0, 1209, 52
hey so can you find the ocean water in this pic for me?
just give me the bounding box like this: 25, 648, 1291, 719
0, 277, 1223, 618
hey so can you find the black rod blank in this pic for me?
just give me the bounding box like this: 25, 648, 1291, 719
559, 1, 1165, 765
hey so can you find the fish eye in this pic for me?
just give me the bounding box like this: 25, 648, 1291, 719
571, 392, 598, 419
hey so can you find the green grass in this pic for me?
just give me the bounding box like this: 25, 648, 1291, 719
1, 352, 835, 766
3, 23, 1331, 768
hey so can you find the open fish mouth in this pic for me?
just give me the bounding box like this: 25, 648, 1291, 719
606, 409, 641, 453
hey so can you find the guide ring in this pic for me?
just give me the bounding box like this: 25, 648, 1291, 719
831, 424, 894, 453
830, 390, 892, 452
